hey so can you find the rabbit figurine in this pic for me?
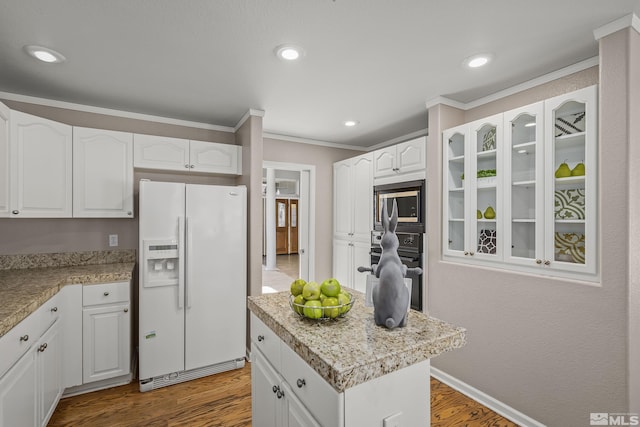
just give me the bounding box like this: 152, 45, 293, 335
358, 199, 422, 329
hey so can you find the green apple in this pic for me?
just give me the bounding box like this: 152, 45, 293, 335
337, 292, 351, 314
302, 281, 321, 300
320, 278, 341, 297
303, 300, 323, 319
290, 278, 306, 296
322, 297, 340, 318
292, 295, 306, 314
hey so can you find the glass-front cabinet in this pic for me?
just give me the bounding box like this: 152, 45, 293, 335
442, 85, 598, 279
443, 113, 503, 261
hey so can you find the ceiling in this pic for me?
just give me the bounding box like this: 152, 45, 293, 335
1, 1, 639, 148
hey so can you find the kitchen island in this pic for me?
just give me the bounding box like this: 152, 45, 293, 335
247, 290, 466, 427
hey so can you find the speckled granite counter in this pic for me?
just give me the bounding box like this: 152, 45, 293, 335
0, 250, 135, 338
247, 290, 466, 393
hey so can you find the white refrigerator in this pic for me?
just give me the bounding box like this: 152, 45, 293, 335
138, 180, 247, 391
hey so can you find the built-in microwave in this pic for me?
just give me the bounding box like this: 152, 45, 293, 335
373, 179, 425, 233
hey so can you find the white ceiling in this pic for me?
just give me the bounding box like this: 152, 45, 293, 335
1, 0, 639, 148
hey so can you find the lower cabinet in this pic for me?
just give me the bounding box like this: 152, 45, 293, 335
82, 281, 131, 384
0, 311, 62, 427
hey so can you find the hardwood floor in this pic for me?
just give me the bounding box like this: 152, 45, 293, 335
49, 363, 518, 426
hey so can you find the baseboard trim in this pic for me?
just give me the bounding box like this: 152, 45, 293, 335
430, 367, 546, 427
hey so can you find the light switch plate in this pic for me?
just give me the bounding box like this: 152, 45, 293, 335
383, 412, 402, 427
109, 234, 118, 247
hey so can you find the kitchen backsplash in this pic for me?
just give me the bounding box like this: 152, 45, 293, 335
0, 249, 136, 270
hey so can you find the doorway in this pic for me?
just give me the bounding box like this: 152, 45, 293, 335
262, 162, 315, 293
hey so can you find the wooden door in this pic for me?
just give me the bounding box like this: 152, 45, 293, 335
289, 199, 299, 254
276, 199, 289, 255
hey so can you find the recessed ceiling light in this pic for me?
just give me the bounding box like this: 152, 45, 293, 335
344, 120, 359, 127
463, 53, 493, 69
275, 44, 305, 61
24, 45, 66, 63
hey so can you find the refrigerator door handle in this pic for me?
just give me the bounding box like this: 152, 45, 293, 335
178, 216, 185, 309
186, 216, 193, 309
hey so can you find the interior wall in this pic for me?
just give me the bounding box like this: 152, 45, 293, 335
263, 137, 361, 281
0, 100, 237, 255
428, 60, 629, 425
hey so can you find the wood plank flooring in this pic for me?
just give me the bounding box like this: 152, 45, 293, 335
49, 363, 518, 426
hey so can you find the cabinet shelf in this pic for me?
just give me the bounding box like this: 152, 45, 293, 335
478, 219, 496, 223
477, 149, 497, 158
449, 155, 464, 163
449, 218, 464, 222
512, 180, 536, 187
554, 219, 586, 224
512, 218, 536, 223
512, 141, 537, 154
449, 187, 464, 192
555, 176, 585, 186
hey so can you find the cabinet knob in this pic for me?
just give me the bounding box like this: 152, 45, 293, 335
38, 343, 48, 352
19, 334, 29, 342
296, 378, 306, 388
51, 307, 58, 312
544, 260, 551, 266
127, 211, 132, 216
464, 251, 469, 256
12, 210, 19, 215
272, 385, 278, 394
276, 390, 284, 399
189, 164, 195, 169
104, 291, 110, 296
124, 308, 129, 313
185, 164, 190, 168
469, 251, 475, 256
536, 259, 542, 264
257, 335, 264, 342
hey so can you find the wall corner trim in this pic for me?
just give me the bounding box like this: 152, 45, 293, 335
262, 132, 367, 151
430, 366, 546, 427
234, 108, 266, 132
593, 13, 640, 40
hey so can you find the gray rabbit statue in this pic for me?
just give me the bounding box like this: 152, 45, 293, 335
358, 199, 422, 329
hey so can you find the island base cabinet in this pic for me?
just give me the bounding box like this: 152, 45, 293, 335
0, 347, 36, 427
344, 360, 430, 427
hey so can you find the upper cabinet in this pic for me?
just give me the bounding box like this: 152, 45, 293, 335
73, 127, 134, 218
9, 110, 73, 218
134, 134, 242, 175
0, 102, 9, 217
373, 137, 426, 178
442, 85, 598, 280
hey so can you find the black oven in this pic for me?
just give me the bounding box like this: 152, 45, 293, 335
373, 180, 425, 233
371, 231, 423, 312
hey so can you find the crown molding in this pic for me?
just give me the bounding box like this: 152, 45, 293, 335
593, 13, 640, 40
263, 132, 367, 152
0, 91, 235, 132
424, 56, 599, 112
366, 129, 428, 152
234, 108, 266, 132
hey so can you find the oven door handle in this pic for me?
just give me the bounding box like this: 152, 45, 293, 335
399, 255, 420, 263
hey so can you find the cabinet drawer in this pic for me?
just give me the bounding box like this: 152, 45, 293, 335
280, 343, 341, 427
250, 313, 281, 371
83, 281, 130, 306
0, 310, 39, 378
40, 293, 61, 332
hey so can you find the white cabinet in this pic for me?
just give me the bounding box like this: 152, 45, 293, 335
133, 134, 242, 175
9, 110, 73, 218
0, 102, 9, 217
82, 281, 131, 384
373, 137, 426, 178
73, 127, 134, 218
0, 294, 62, 427
61, 285, 82, 389
333, 153, 373, 292
442, 85, 598, 279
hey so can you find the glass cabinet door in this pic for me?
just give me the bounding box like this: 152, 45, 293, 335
443, 126, 467, 256
470, 114, 502, 260
544, 86, 597, 274
504, 102, 544, 266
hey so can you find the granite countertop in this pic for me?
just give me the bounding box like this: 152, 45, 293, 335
247, 290, 466, 393
0, 251, 136, 338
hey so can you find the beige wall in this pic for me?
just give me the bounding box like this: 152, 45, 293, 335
428, 51, 633, 425
263, 138, 361, 280
0, 100, 237, 255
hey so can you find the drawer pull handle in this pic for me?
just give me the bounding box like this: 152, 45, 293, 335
12, 210, 19, 215
296, 379, 306, 388
20, 334, 29, 342
272, 385, 278, 394
51, 307, 58, 312
257, 335, 264, 342
38, 343, 48, 352
104, 292, 110, 296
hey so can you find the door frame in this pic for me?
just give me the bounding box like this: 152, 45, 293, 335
263, 161, 316, 282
